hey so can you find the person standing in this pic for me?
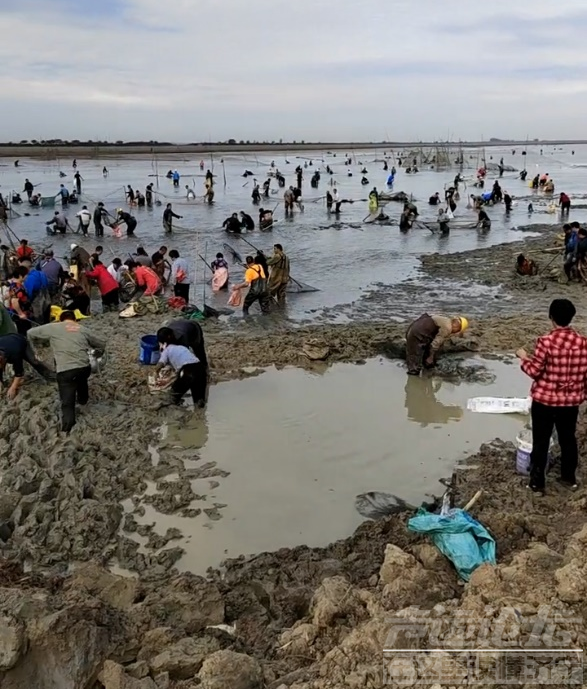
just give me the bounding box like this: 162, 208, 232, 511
266, 243, 290, 306
145, 184, 154, 207
163, 204, 182, 234
28, 311, 106, 432
76, 205, 92, 236
559, 192, 571, 215
58, 184, 70, 206
233, 255, 271, 315
73, 171, 83, 194
517, 299, 587, 493
38, 249, 66, 297
23, 179, 34, 200
93, 202, 108, 237
85, 258, 120, 311
168, 250, 191, 302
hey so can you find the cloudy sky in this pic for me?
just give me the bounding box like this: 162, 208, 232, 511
0, 0, 585, 142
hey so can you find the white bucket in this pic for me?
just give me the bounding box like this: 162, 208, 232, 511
515, 429, 554, 475
515, 432, 533, 474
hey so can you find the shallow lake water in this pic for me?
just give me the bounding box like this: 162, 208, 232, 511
117, 356, 530, 574
1, 144, 586, 322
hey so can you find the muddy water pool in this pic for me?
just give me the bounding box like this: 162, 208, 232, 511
117, 356, 530, 574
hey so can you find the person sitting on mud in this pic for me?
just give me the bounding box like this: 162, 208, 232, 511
27, 311, 106, 433
428, 192, 441, 205
405, 314, 469, 376
516, 254, 538, 277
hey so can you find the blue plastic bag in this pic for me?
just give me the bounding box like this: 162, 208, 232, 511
407, 508, 496, 581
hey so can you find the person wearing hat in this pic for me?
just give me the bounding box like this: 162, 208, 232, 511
405, 314, 469, 375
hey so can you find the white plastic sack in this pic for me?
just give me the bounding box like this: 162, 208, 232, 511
467, 396, 531, 414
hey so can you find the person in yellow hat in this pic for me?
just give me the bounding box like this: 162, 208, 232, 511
405, 314, 469, 375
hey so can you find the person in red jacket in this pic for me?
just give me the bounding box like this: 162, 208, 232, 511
85, 258, 120, 311
558, 192, 571, 214
517, 299, 587, 493
127, 261, 162, 296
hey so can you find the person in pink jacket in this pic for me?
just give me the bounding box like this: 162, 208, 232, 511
85, 259, 120, 311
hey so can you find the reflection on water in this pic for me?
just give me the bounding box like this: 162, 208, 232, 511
121, 356, 530, 573
404, 375, 463, 427
3, 145, 586, 321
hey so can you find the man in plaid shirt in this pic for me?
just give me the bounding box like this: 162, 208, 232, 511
517, 299, 587, 493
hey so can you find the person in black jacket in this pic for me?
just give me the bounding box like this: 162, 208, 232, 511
163, 204, 182, 234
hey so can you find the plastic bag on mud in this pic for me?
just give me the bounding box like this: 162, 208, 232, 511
407, 507, 496, 581
228, 287, 243, 307
355, 492, 415, 519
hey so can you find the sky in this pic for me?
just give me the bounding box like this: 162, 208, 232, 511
0, 0, 586, 142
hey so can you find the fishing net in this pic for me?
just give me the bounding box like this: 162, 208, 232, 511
222, 242, 243, 265
222, 243, 319, 293
286, 278, 319, 293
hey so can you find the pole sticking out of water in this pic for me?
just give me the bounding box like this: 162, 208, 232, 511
222, 159, 227, 189
202, 240, 207, 308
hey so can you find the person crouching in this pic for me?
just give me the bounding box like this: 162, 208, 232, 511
155, 329, 207, 407
405, 314, 469, 375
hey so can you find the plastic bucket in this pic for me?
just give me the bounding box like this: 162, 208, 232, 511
515, 430, 554, 475
515, 433, 532, 474
139, 335, 160, 365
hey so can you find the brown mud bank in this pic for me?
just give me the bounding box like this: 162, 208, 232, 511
312, 224, 587, 324
421, 223, 587, 307
0, 411, 585, 688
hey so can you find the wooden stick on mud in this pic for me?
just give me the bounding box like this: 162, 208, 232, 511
463, 490, 483, 512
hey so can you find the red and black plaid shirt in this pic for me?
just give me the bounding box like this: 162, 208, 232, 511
521, 327, 587, 406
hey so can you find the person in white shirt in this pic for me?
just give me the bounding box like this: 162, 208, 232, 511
76, 205, 92, 236
107, 258, 124, 283
168, 249, 191, 302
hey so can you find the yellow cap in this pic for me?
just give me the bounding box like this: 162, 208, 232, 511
459, 317, 469, 332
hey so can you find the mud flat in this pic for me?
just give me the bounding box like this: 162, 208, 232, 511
0, 411, 585, 688
0, 225, 585, 688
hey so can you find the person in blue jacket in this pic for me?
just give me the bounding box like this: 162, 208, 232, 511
172, 170, 180, 188
22, 266, 51, 323
58, 184, 70, 206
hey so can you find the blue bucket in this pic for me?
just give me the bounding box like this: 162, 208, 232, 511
139, 335, 160, 365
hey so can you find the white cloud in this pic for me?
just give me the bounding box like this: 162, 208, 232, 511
0, 0, 585, 141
